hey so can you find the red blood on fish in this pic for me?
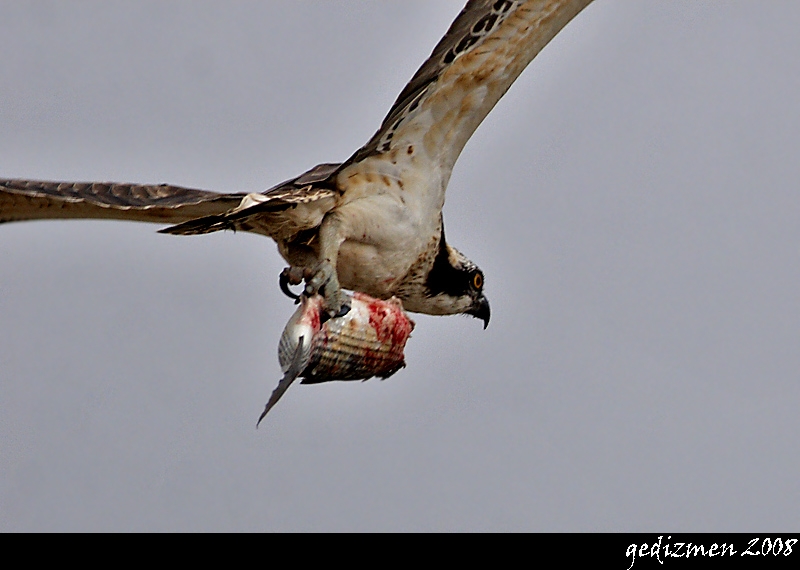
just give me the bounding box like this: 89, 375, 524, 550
278, 292, 415, 384
260, 293, 416, 425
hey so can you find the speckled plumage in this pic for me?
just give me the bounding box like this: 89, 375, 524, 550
1, 0, 593, 321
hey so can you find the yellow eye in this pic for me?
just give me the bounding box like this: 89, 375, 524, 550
473, 272, 483, 290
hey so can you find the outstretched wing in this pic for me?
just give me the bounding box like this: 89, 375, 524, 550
1, 163, 340, 240
2, 2, 593, 238
0, 178, 245, 226
346, 0, 593, 177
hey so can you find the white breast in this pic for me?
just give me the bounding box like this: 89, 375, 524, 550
333, 153, 447, 297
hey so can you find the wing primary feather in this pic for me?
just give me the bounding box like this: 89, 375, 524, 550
0, 178, 244, 225
347, 0, 594, 174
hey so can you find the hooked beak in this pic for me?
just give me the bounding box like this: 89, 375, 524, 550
469, 296, 491, 329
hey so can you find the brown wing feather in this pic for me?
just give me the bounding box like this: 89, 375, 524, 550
2, 163, 340, 241
160, 164, 339, 238
0, 178, 245, 225
348, 0, 594, 173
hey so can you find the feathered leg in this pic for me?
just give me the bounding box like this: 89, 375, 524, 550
304, 212, 349, 317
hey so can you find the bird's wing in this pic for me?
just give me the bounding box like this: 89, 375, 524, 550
0, 178, 245, 226
3, 2, 593, 236
1, 163, 340, 240
159, 163, 339, 239
346, 0, 593, 178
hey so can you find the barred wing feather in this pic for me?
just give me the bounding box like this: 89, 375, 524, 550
0, 179, 244, 226
348, 0, 593, 179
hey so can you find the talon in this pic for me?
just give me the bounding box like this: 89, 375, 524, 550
320, 302, 350, 325
279, 267, 304, 303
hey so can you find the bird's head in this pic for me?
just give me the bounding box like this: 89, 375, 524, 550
416, 238, 490, 328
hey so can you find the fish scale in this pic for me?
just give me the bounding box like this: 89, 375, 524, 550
258, 292, 415, 425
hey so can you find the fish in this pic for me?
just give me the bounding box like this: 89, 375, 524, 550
258, 292, 415, 426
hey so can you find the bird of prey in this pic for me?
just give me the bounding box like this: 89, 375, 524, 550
1, 0, 593, 327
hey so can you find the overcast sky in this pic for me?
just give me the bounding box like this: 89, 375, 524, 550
2, 1, 799, 532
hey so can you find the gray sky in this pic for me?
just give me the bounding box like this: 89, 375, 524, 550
2, 1, 799, 532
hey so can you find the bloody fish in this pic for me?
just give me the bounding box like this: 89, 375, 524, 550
258, 292, 414, 425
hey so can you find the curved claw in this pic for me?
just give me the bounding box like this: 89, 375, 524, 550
279, 268, 303, 304
334, 303, 352, 318
319, 302, 351, 326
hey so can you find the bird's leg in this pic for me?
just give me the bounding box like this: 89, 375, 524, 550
305, 213, 350, 317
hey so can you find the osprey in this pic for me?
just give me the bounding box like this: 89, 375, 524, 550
0, 0, 593, 326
